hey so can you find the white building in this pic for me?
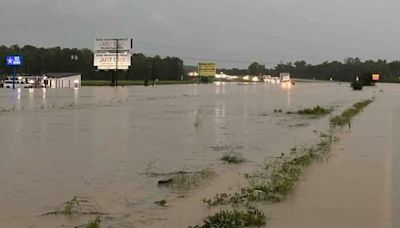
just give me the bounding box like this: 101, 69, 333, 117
44, 73, 81, 88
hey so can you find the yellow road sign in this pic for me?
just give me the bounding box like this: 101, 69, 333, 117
198, 63, 216, 77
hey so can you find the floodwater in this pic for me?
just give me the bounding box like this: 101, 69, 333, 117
0, 82, 391, 227
266, 84, 399, 228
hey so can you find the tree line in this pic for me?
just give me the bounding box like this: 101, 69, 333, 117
219, 58, 400, 82
0, 45, 185, 81
2, 45, 400, 83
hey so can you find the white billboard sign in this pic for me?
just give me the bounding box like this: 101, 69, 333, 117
93, 53, 131, 70
95, 38, 132, 52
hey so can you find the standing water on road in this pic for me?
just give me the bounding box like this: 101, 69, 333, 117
0, 82, 377, 227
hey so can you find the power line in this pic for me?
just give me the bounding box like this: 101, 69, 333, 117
135, 40, 281, 66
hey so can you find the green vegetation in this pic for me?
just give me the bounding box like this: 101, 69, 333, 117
2, 44, 400, 83
330, 99, 373, 127
82, 80, 196, 86
220, 151, 246, 164
63, 197, 79, 215
351, 81, 363, 90
204, 131, 335, 206
220, 59, 399, 83
190, 208, 266, 228
86, 217, 101, 228
0, 45, 185, 81
287, 105, 331, 116
248, 62, 266, 76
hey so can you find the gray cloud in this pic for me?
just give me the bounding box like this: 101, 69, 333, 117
1, 0, 400, 67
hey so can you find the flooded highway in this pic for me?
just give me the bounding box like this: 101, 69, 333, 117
0, 82, 395, 227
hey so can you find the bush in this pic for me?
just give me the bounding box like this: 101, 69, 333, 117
351, 81, 363, 90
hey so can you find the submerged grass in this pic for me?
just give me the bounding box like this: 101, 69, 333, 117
40, 196, 104, 217
86, 217, 101, 228
330, 99, 373, 127
287, 105, 331, 116
204, 131, 336, 206
156, 168, 215, 192
189, 208, 266, 228
220, 151, 246, 164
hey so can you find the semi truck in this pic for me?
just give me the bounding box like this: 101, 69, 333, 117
279, 73, 291, 82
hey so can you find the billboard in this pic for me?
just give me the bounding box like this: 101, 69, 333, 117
95, 38, 132, 52
93, 53, 131, 70
372, 74, 380, 81
94, 38, 133, 70
198, 63, 216, 77
6, 56, 23, 66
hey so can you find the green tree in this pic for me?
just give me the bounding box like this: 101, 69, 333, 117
248, 62, 265, 75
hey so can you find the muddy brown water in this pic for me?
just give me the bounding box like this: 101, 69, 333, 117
0, 82, 392, 227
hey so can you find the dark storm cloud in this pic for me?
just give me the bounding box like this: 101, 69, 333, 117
1, 0, 400, 67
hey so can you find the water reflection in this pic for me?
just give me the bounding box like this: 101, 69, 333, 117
214, 101, 227, 145
281, 82, 292, 107
215, 82, 226, 95
42, 88, 46, 101
73, 87, 79, 105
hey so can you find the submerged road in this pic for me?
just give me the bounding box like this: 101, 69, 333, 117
267, 84, 399, 228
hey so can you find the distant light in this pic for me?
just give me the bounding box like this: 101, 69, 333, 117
73, 79, 80, 84
17, 76, 22, 80
281, 81, 292, 90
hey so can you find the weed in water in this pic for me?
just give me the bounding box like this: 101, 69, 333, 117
220, 151, 246, 164
40, 196, 104, 217
63, 197, 79, 215
287, 105, 331, 116
86, 217, 101, 228
156, 168, 215, 192
190, 208, 266, 228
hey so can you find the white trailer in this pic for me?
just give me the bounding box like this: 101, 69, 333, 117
279, 73, 291, 82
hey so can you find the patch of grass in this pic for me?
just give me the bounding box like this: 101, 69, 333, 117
330, 99, 373, 127
286, 105, 331, 116
220, 151, 246, 164
190, 208, 266, 228
86, 217, 101, 228
273, 109, 283, 113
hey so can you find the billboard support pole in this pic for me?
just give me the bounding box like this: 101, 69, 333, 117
12, 66, 16, 89
115, 39, 119, 87
152, 57, 155, 86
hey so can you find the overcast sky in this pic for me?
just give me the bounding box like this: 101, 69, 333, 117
1, 0, 400, 67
